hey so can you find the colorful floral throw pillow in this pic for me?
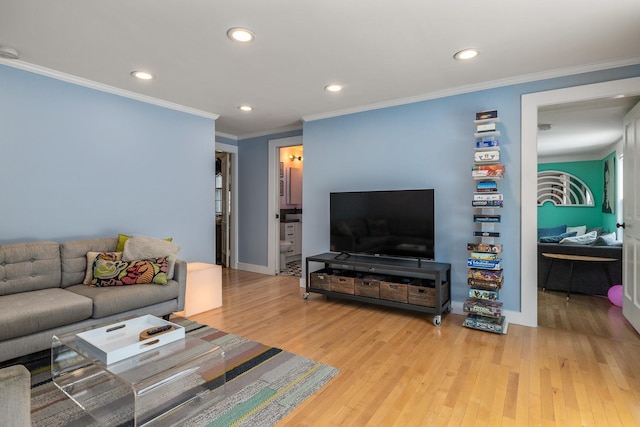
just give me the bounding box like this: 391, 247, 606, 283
90, 257, 169, 287
83, 251, 122, 284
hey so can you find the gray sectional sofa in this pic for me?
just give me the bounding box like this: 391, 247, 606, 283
0, 237, 186, 363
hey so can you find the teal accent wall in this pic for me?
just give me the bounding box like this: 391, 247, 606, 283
537, 161, 603, 229
538, 152, 619, 233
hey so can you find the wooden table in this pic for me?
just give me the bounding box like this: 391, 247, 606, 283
541, 253, 617, 300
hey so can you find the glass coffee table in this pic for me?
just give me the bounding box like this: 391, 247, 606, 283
52, 321, 225, 426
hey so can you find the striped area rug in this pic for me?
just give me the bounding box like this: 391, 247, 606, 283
21, 317, 338, 426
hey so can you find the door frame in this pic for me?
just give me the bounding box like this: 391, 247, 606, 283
215, 141, 238, 269
520, 76, 640, 327
268, 135, 303, 275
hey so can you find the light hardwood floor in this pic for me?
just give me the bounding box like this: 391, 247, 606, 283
192, 269, 640, 426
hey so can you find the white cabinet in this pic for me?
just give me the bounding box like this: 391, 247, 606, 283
280, 222, 301, 257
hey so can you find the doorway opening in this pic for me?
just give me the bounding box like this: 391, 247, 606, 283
278, 145, 303, 277
520, 76, 640, 328
268, 135, 303, 278
215, 141, 238, 269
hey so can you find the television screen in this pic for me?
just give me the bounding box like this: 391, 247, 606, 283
330, 189, 435, 260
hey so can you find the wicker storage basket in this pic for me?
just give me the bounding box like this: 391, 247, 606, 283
309, 269, 331, 291
331, 271, 355, 294
380, 277, 410, 303
354, 275, 384, 298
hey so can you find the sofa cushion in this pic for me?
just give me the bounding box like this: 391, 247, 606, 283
83, 251, 123, 284
116, 233, 173, 252
559, 230, 598, 245
123, 236, 180, 279
0, 288, 92, 340
537, 225, 567, 240
66, 281, 180, 319
59, 238, 118, 288
539, 231, 577, 243
91, 257, 169, 286
592, 232, 620, 246
0, 241, 61, 296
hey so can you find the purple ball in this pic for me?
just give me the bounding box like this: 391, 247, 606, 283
608, 284, 623, 307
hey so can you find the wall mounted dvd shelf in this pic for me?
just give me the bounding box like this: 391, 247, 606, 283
305, 252, 451, 326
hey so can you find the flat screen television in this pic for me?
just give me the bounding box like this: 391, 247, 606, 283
330, 189, 435, 260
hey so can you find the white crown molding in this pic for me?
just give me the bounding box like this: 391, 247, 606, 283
0, 60, 220, 121
235, 123, 302, 140
302, 56, 640, 123
215, 131, 239, 141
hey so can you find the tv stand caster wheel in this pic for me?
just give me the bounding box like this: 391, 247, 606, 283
433, 315, 442, 326
303, 292, 309, 300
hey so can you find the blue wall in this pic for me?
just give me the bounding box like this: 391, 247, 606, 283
298, 65, 640, 312
0, 65, 217, 263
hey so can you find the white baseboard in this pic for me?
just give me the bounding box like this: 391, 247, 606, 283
236, 262, 273, 275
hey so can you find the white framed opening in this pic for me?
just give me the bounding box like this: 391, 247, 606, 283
520, 76, 640, 327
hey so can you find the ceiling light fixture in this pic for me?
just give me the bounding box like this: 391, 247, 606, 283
324, 84, 343, 93
238, 105, 253, 112
130, 71, 155, 80
227, 27, 255, 43
0, 45, 20, 60
453, 48, 479, 61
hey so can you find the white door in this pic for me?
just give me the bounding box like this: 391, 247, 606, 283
622, 101, 640, 333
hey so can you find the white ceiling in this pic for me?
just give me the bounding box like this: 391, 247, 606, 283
538, 95, 640, 161
1, 0, 640, 142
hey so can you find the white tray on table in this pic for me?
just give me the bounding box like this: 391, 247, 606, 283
75, 315, 185, 365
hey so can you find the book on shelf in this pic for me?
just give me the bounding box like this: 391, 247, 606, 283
475, 110, 498, 121
473, 214, 501, 223
473, 230, 500, 237
476, 122, 497, 132
474, 151, 500, 163
463, 314, 505, 334
467, 258, 502, 269
467, 243, 502, 253
467, 278, 503, 290
472, 200, 503, 207
469, 251, 500, 261
473, 193, 503, 201
475, 139, 499, 149
463, 298, 503, 318
472, 164, 505, 178
469, 288, 500, 300
468, 268, 503, 281
476, 181, 498, 192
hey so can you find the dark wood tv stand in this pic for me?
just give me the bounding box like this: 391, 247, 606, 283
305, 252, 452, 326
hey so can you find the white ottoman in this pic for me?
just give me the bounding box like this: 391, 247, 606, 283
176, 262, 222, 316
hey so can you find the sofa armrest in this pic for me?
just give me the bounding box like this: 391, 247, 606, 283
173, 260, 187, 312
0, 364, 31, 426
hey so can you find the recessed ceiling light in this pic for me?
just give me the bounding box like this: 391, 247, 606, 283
324, 84, 343, 93
453, 48, 479, 61
130, 71, 155, 80
227, 27, 255, 43
238, 105, 253, 112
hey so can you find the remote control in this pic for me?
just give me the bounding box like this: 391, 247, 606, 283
146, 325, 172, 335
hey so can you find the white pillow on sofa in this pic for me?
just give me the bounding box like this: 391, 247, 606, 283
123, 235, 180, 279
559, 230, 597, 245
566, 225, 587, 236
